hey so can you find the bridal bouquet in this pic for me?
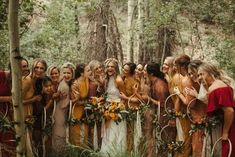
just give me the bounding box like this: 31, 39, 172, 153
103, 101, 128, 124
84, 96, 106, 125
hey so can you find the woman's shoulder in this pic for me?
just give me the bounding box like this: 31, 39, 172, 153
116, 75, 124, 83
208, 80, 227, 93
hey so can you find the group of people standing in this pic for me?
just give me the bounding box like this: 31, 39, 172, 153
0, 54, 235, 157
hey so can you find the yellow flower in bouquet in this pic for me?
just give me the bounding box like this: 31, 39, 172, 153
167, 143, 173, 150
91, 97, 99, 105
118, 101, 126, 110
109, 112, 118, 121
83, 96, 106, 124
90, 96, 105, 106
103, 100, 128, 123
175, 111, 182, 117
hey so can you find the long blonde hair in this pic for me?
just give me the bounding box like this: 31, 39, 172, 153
199, 62, 232, 84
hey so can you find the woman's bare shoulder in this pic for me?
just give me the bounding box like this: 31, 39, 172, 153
208, 80, 227, 93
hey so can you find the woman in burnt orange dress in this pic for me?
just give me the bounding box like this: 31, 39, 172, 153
0, 70, 15, 157
145, 62, 171, 157
186, 60, 206, 157
70, 64, 91, 147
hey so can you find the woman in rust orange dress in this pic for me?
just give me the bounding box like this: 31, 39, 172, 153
145, 62, 171, 157
70, 64, 91, 147
186, 60, 206, 157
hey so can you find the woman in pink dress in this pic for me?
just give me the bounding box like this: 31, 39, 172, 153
198, 62, 235, 157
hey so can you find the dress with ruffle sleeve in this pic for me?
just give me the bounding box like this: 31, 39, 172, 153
207, 86, 235, 157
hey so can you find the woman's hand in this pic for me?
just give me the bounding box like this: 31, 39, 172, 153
173, 86, 181, 95
33, 95, 42, 102
185, 87, 198, 98
120, 92, 128, 100
222, 132, 229, 140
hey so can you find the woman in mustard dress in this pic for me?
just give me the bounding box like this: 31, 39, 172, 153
70, 64, 91, 147
172, 54, 192, 157
120, 62, 141, 153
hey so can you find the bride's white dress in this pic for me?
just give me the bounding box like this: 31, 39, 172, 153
100, 76, 127, 156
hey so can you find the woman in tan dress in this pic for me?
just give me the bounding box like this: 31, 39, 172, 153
52, 62, 75, 153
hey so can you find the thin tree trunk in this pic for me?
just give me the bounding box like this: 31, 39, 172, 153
8, 0, 26, 157
127, 0, 135, 62
74, 2, 81, 52
137, 0, 144, 63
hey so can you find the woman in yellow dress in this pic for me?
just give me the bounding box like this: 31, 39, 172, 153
70, 64, 91, 146
172, 54, 193, 157
120, 62, 141, 153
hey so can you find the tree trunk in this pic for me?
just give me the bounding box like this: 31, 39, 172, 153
137, 0, 144, 63
74, 2, 81, 52
93, 0, 110, 61
8, 0, 26, 157
127, 0, 135, 62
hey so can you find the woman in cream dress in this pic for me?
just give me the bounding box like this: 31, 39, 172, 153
100, 58, 127, 156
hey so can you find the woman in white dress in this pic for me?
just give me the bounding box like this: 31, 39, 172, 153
100, 58, 127, 156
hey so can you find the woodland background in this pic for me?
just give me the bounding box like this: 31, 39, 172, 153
1, 0, 235, 76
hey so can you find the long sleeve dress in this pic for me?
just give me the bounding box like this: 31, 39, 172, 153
70, 78, 89, 146
52, 80, 70, 153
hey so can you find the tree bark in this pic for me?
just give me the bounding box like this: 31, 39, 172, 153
93, 0, 110, 61
8, 0, 26, 156
127, 0, 135, 62
74, 2, 81, 52
137, 0, 144, 63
